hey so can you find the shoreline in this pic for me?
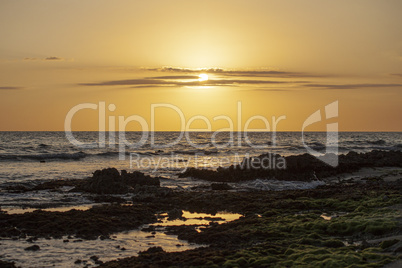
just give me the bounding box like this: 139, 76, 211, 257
1, 150, 401, 267
3, 181, 400, 267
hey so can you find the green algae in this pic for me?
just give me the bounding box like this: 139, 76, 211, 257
191, 190, 401, 267
217, 243, 397, 268
380, 239, 400, 249
98, 182, 402, 267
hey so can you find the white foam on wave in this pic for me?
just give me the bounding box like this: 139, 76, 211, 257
237, 178, 325, 191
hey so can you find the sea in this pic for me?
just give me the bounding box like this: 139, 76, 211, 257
0, 131, 401, 209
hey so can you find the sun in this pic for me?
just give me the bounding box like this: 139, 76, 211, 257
198, 73, 209, 81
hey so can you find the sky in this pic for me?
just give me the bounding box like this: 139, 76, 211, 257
0, 0, 401, 131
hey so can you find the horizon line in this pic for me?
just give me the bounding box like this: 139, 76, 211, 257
0, 130, 401, 133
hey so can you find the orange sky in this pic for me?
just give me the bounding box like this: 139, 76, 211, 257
0, 0, 401, 131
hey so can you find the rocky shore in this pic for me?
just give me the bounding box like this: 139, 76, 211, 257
1, 150, 401, 267
179, 150, 402, 182
100, 180, 402, 267
0, 204, 158, 240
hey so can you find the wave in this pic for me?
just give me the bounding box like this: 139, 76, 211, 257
238, 178, 325, 191
368, 139, 386, 145
287, 145, 305, 151
38, 143, 50, 148
94, 151, 121, 157
0, 152, 87, 161
287, 143, 326, 151
378, 145, 402, 151
243, 141, 273, 147
1, 142, 400, 163
0, 150, 166, 161
173, 149, 219, 155
306, 141, 325, 148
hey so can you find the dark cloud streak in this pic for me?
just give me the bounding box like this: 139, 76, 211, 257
45, 56, 64, 61
80, 67, 401, 91
304, 83, 402, 90
144, 66, 319, 78
23, 56, 65, 61
0, 86, 23, 90
151, 75, 200, 80
79, 77, 300, 88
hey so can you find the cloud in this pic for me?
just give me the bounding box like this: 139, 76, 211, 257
0, 86, 22, 90
44, 56, 64, 61
391, 73, 402, 78
144, 66, 320, 78
80, 66, 314, 89
144, 67, 225, 74
23, 56, 64, 61
304, 83, 402, 90
151, 75, 200, 80
81, 79, 169, 87
245, 88, 294, 92
79, 76, 302, 88
80, 66, 402, 91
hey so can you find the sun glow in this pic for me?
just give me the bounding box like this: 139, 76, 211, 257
198, 73, 209, 81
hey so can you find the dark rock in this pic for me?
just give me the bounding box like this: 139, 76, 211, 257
178, 150, 402, 182
211, 183, 232, 190
24, 244, 40, 251
0, 260, 17, 268
4, 184, 31, 193
141, 226, 156, 232
167, 209, 183, 220
132, 185, 173, 202
3, 227, 21, 237
0, 204, 157, 239
139, 246, 164, 255
93, 168, 120, 179
89, 195, 126, 203
72, 168, 160, 194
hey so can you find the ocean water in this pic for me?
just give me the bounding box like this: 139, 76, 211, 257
0, 131, 401, 182
0, 131, 401, 208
